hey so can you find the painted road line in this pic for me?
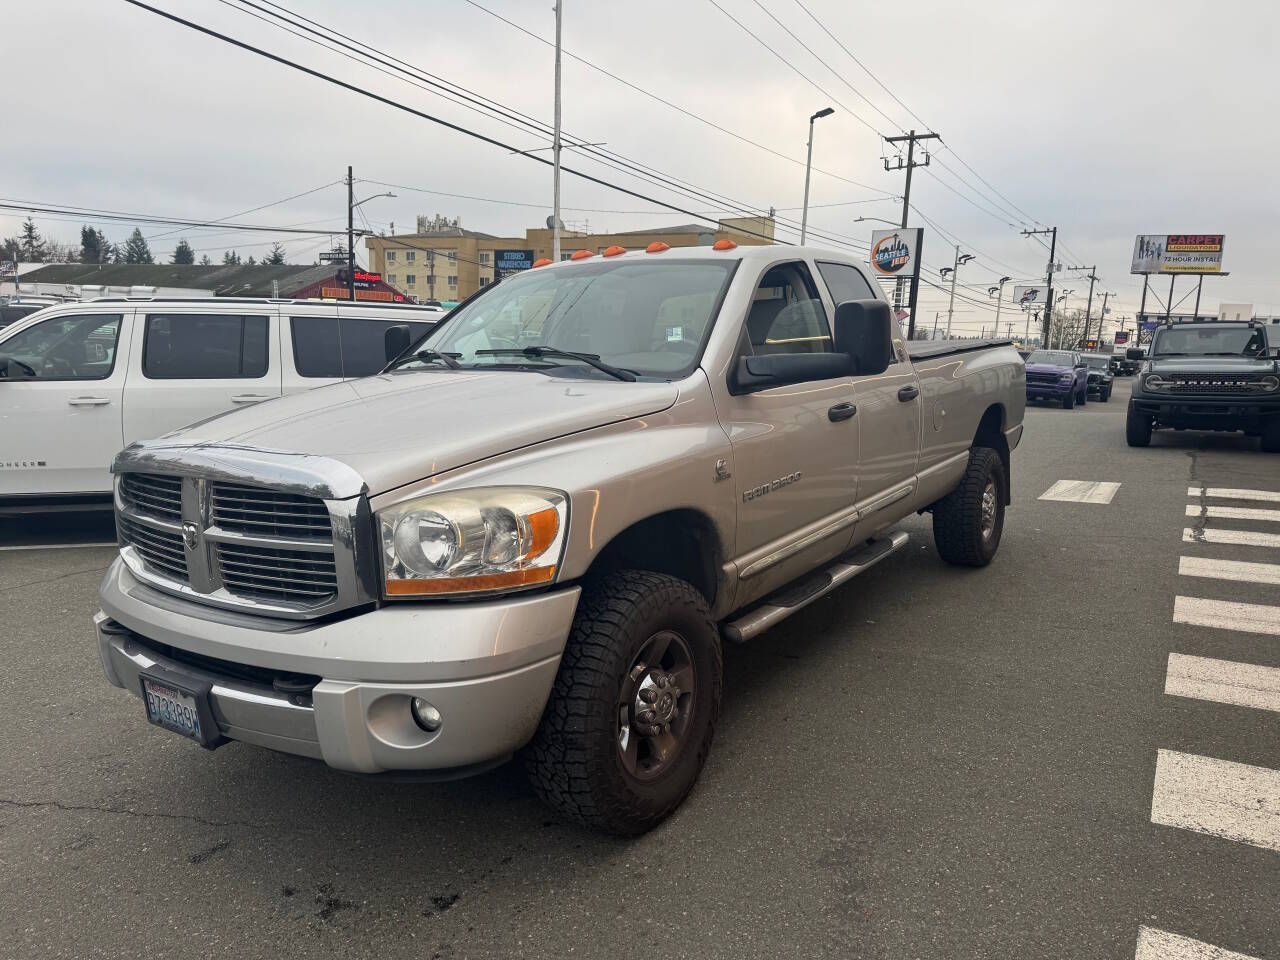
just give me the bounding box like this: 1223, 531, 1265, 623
1179, 556, 1280, 586
1165, 653, 1280, 714
1136, 926, 1260, 960
1189, 486, 1280, 504
1038, 480, 1121, 504
0, 542, 117, 552
1185, 504, 1280, 523
1151, 749, 1280, 853
1173, 596, 1280, 638
1183, 528, 1280, 549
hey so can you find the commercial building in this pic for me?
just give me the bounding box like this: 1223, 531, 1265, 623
365, 215, 776, 301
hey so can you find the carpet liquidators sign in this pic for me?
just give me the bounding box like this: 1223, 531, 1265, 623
1131, 234, 1225, 274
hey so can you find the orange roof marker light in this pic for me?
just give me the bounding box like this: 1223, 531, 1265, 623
602, 245, 627, 257
645, 241, 670, 254
713, 239, 737, 251
531, 258, 554, 268
570, 249, 594, 261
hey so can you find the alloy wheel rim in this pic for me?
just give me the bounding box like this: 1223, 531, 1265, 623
617, 630, 695, 781
980, 481, 998, 540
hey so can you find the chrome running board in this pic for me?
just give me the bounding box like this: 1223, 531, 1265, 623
722, 531, 909, 644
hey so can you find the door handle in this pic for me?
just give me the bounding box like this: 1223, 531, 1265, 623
231, 394, 273, 404
66, 396, 110, 406
897, 385, 920, 402
828, 402, 857, 422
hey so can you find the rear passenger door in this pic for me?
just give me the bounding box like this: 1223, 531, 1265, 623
817, 260, 922, 509
285, 310, 433, 391
123, 309, 281, 445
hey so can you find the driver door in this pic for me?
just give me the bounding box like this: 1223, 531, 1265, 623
0, 309, 133, 497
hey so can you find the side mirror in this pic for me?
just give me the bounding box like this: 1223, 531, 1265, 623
384, 324, 411, 363
1126, 347, 1144, 361
833, 299, 893, 376
730, 352, 851, 395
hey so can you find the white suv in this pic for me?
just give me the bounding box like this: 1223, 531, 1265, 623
0, 297, 442, 514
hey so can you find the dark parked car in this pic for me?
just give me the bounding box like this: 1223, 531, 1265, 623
1127, 320, 1280, 450
1082, 353, 1114, 401
1024, 348, 1089, 408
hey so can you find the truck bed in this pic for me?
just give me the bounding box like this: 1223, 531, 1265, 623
905, 338, 1015, 360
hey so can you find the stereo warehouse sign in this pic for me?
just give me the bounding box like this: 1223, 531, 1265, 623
1131, 234, 1225, 274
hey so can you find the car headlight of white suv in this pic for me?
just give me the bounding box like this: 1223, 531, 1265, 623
378, 486, 568, 597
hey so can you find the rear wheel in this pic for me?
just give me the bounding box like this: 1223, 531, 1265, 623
1126, 405, 1152, 447
524, 570, 721, 835
932, 446, 1005, 567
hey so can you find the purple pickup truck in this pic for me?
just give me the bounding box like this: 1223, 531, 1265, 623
1024, 349, 1089, 409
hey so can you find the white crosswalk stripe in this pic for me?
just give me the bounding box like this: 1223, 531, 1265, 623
1135, 926, 1261, 960
1182, 527, 1280, 549
1150, 749, 1280, 852
1189, 486, 1280, 504
1184, 504, 1280, 523
1178, 556, 1280, 585
1173, 596, 1280, 637
1165, 653, 1280, 714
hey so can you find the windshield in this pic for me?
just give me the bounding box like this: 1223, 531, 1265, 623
1151, 325, 1269, 358
406, 259, 738, 380
1027, 350, 1074, 366
1083, 355, 1110, 370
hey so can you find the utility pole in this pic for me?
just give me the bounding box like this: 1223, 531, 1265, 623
1022, 226, 1057, 348
883, 130, 939, 341
346, 165, 355, 301
552, 0, 563, 263
1098, 290, 1112, 344
1068, 265, 1098, 346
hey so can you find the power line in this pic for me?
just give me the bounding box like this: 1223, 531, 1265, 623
0, 198, 367, 236
144, 178, 343, 242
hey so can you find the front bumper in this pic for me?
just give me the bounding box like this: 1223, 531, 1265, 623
1027, 382, 1074, 398
97, 557, 580, 774
1130, 394, 1280, 429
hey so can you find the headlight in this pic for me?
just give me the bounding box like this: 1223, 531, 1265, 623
1142, 374, 1168, 391
1059, 373, 1074, 383
378, 486, 567, 597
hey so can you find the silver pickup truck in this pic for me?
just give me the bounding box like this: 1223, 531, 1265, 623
95, 244, 1025, 834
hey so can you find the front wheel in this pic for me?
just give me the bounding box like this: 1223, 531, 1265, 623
1062, 390, 1075, 409
1261, 420, 1280, 453
1102, 387, 1112, 402
524, 570, 722, 835
932, 446, 1005, 567
1126, 405, 1153, 446
1078, 386, 1087, 405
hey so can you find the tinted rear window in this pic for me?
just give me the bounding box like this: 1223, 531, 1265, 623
291, 315, 428, 378
143, 314, 269, 379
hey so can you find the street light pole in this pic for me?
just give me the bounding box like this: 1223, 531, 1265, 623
989, 276, 1011, 339
940, 246, 973, 337
800, 107, 834, 245
552, 0, 563, 263
347, 166, 355, 301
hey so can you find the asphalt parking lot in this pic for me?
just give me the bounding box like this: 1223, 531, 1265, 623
2, 378, 1277, 960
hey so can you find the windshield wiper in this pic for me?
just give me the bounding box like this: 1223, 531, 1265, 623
386, 349, 462, 370
475, 346, 637, 382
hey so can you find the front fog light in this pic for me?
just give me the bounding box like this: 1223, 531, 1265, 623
411, 698, 443, 732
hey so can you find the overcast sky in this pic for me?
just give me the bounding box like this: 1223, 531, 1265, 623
6, 0, 1279, 334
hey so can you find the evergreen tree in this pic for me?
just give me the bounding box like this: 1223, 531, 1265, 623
199, 254, 212, 266
1, 237, 21, 262
80, 225, 102, 263
222, 250, 241, 265
121, 228, 153, 264
171, 239, 195, 265
263, 242, 287, 265
246, 255, 257, 266
18, 218, 46, 261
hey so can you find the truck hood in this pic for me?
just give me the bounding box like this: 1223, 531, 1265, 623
1147, 356, 1278, 376
1024, 362, 1072, 376
169, 369, 679, 495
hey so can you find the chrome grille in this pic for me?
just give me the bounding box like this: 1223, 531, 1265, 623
215, 542, 338, 604
117, 513, 189, 582
211, 483, 333, 540
120, 473, 183, 522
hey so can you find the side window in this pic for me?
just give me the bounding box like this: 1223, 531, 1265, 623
291, 316, 422, 378
743, 261, 832, 355
0, 313, 122, 381
142, 314, 269, 379
816, 261, 876, 304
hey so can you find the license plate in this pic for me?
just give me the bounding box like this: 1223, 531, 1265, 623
141, 675, 207, 743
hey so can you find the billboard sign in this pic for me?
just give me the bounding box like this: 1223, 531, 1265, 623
494, 249, 536, 273
868, 228, 922, 278
1012, 284, 1049, 306
1, 260, 17, 278
1131, 234, 1224, 274
1114, 331, 1130, 345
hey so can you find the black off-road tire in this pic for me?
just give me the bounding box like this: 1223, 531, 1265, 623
1078, 386, 1087, 405
1126, 405, 1153, 447
1102, 387, 1112, 403
1062, 389, 1075, 410
932, 446, 1005, 568
524, 570, 722, 836
1261, 421, 1280, 453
